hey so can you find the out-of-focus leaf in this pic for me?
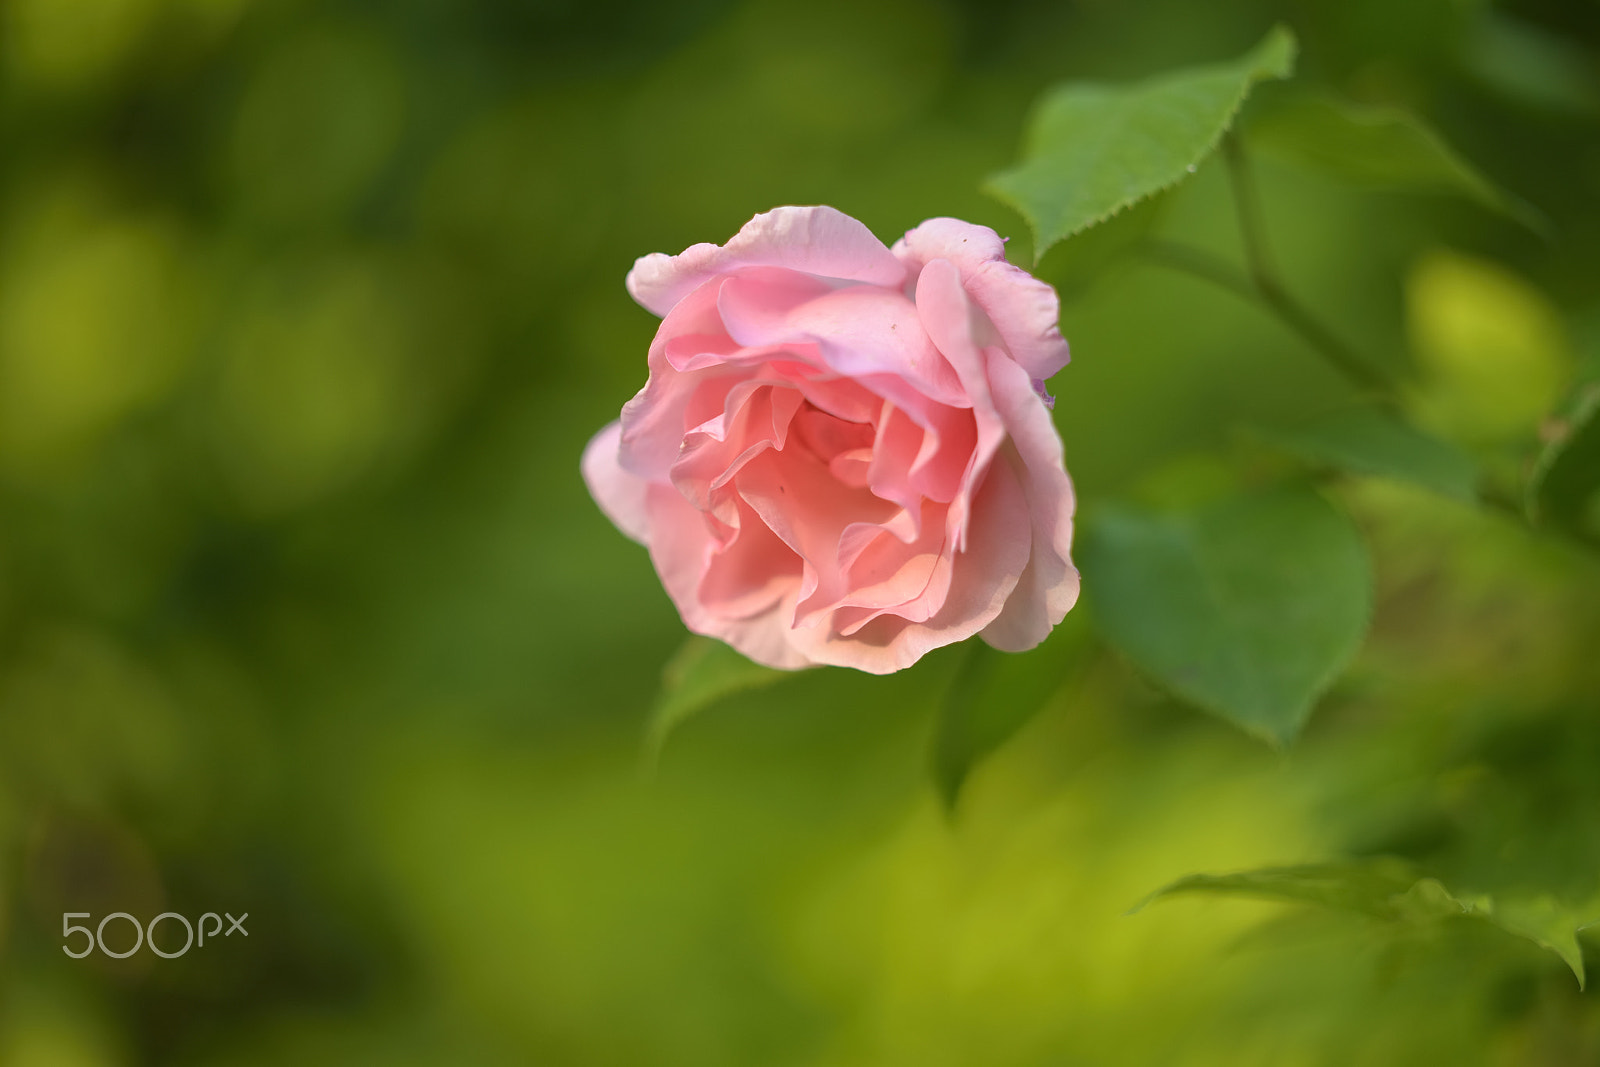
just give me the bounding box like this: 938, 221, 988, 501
1461, 11, 1600, 117
1079, 485, 1371, 746
1140, 861, 1600, 987
645, 636, 790, 762
986, 26, 1295, 262
1491, 895, 1596, 988
1248, 91, 1545, 233
1406, 250, 1573, 446
932, 611, 1091, 812
1253, 406, 1480, 503
1527, 384, 1600, 544
1136, 859, 1418, 917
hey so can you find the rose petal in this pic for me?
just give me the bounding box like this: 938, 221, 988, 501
645, 482, 813, 670
716, 270, 968, 411
619, 278, 744, 481
592, 207, 1080, 675
980, 350, 1080, 651
794, 495, 947, 629
581, 421, 652, 544
673, 382, 806, 532
698, 495, 802, 621
787, 451, 1031, 673
833, 509, 945, 615
913, 257, 1008, 552
627, 206, 907, 317
894, 217, 1071, 382
734, 442, 900, 611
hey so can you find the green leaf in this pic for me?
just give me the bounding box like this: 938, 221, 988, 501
1253, 406, 1481, 503
1079, 484, 1371, 746
1135, 859, 1420, 918
931, 611, 1090, 812
1042, 192, 1170, 299
645, 636, 790, 763
986, 26, 1296, 262
1405, 250, 1573, 446
1248, 91, 1546, 234
1527, 384, 1600, 544
1462, 11, 1600, 117
1139, 861, 1599, 987
1492, 896, 1594, 988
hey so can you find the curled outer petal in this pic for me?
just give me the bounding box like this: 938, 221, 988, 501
627, 206, 906, 318
893, 217, 1071, 382
587, 206, 1079, 674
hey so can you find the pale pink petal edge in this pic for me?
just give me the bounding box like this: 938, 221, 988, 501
893, 216, 1071, 382
979, 352, 1080, 651
626, 206, 907, 318
581, 421, 652, 545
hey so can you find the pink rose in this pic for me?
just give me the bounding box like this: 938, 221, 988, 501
582, 206, 1079, 674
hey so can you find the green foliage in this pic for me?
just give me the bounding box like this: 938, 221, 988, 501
1253, 406, 1480, 503
4, 1, 1600, 1063
1042, 193, 1169, 297
931, 611, 1090, 811
1141, 860, 1600, 987
1528, 385, 1600, 545
1079, 485, 1372, 746
1139, 858, 1421, 916
1405, 250, 1573, 446
986, 26, 1295, 261
646, 636, 789, 762
1247, 91, 1545, 233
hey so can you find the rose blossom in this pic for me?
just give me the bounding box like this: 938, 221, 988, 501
582, 206, 1078, 674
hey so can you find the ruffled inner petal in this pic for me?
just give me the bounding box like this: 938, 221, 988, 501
717, 270, 968, 409
824, 498, 948, 627
791, 405, 876, 463
787, 451, 1032, 674
734, 439, 900, 611
697, 494, 801, 620
660, 359, 996, 655
624, 256, 1035, 668
672, 380, 805, 533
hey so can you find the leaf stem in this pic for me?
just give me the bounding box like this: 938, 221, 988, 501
1217, 132, 1394, 397
1140, 238, 1392, 401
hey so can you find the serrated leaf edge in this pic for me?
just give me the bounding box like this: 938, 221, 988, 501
984, 24, 1298, 263
1136, 862, 1597, 988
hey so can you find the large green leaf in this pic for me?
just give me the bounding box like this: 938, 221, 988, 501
1139, 860, 1599, 987
1248, 91, 1545, 233
1527, 384, 1600, 545
645, 636, 790, 763
1078, 485, 1371, 746
986, 26, 1296, 262
1253, 406, 1480, 504
931, 611, 1091, 812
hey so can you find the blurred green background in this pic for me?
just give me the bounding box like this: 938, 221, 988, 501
1, 0, 1598, 1063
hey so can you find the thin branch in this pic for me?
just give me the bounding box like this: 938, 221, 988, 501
1221, 131, 1279, 288
1140, 238, 1395, 403
1219, 132, 1394, 397
1146, 145, 1597, 552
